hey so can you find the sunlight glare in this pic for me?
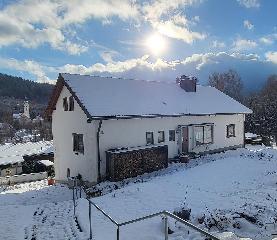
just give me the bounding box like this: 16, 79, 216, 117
145, 33, 167, 56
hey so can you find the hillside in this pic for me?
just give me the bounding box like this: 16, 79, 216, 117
0, 73, 54, 104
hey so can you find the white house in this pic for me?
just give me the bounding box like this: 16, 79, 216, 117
46, 73, 252, 185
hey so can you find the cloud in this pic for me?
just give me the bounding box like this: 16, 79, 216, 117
142, 0, 206, 43
0, 0, 139, 54
0, 57, 52, 83
151, 19, 206, 43
1, 51, 276, 92
237, 0, 260, 8
243, 20, 254, 30
265, 51, 277, 64
259, 34, 277, 45
232, 38, 258, 51
212, 40, 226, 48
0, 0, 206, 54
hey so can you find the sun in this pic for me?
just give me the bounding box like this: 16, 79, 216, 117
145, 33, 167, 56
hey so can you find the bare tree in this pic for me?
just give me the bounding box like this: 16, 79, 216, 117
208, 69, 244, 102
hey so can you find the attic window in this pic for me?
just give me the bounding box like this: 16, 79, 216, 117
73, 133, 84, 154
63, 97, 68, 111
69, 96, 74, 111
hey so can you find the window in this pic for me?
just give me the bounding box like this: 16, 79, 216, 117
67, 168, 71, 178
63, 97, 68, 111
69, 96, 74, 111
146, 132, 154, 145
169, 130, 175, 141
158, 131, 165, 143
194, 125, 213, 146
227, 124, 235, 138
73, 133, 84, 154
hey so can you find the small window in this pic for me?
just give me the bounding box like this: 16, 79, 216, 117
63, 97, 68, 111
146, 132, 154, 145
73, 133, 84, 154
158, 131, 165, 143
194, 125, 213, 146
227, 124, 235, 138
69, 96, 74, 111
169, 130, 175, 141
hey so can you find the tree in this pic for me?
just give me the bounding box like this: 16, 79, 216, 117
208, 69, 244, 102
245, 74, 277, 140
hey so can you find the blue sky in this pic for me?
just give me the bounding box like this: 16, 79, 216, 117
0, 0, 276, 90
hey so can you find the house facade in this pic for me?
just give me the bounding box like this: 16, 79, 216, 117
46, 73, 252, 184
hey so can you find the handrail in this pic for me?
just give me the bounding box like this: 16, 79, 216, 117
164, 211, 220, 240
117, 210, 220, 240
118, 211, 164, 226
87, 199, 119, 226
71, 180, 220, 240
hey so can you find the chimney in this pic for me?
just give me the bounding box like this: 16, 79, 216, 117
177, 75, 197, 92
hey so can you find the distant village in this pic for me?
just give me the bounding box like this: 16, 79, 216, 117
0, 100, 52, 144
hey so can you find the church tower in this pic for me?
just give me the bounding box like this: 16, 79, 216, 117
23, 101, 30, 118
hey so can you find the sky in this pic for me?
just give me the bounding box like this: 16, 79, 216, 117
0, 0, 276, 91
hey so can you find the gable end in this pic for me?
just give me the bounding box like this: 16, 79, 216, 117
44, 73, 92, 120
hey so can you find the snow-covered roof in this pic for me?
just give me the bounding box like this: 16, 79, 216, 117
0, 141, 53, 166
59, 73, 252, 118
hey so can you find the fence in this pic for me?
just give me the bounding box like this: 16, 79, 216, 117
0, 172, 48, 185
71, 180, 220, 240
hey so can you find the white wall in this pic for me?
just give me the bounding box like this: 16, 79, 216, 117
52, 87, 98, 183
98, 114, 245, 177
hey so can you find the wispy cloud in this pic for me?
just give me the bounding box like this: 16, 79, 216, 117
243, 20, 254, 30
142, 0, 206, 44
232, 38, 258, 51
212, 40, 226, 48
265, 51, 277, 64
237, 0, 260, 8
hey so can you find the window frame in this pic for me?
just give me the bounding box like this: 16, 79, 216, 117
226, 124, 236, 138
69, 96, 74, 111
158, 130, 165, 143
63, 97, 68, 111
169, 130, 175, 141
194, 124, 213, 146
72, 133, 84, 154
146, 132, 154, 145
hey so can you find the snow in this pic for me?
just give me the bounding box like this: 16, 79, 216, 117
39, 160, 54, 166
0, 180, 86, 240
0, 141, 53, 165
76, 145, 277, 240
61, 73, 252, 117
0, 146, 277, 240
245, 132, 257, 139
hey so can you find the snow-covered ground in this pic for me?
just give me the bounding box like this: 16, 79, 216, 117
0, 180, 86, 240
0, 145, 276, 240
76, 145, 277, 240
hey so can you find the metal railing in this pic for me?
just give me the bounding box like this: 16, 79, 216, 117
70, 179, 220, 240
86, 199, 220, 240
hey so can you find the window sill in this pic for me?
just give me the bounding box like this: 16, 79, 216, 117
74, 152, 84, 155
195, 142, 213, 147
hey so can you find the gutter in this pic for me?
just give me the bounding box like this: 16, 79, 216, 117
96, 120, 103, 182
